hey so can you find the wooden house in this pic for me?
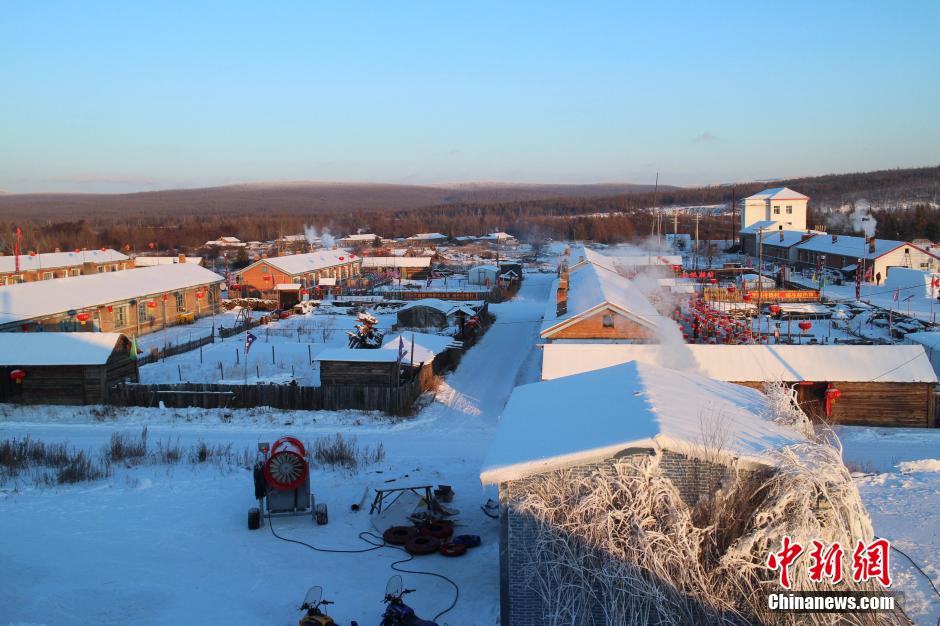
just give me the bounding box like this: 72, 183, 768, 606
0, 264, 223, 335
0, 333, 138, 404
234, 249, 362, 297
481, 360, 805, 625
315, 348, 403, 386
360, 256, 431, 279
541, 343, 939, 427
1, 249, 133, 284
540, 258, 669, 343
395, 298, 479, 330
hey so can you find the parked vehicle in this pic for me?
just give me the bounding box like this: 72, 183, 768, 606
380, 576, 438, 626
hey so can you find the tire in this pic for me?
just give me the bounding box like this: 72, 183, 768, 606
405, 535, 441, 556
247, 507, 261, 530
438, 541, 468, 557
426, 521, 454, 540
383, 526, 417, 546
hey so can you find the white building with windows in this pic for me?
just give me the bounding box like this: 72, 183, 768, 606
741, 187, 808, 231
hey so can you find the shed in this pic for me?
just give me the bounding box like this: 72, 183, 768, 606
541, 343, 939, 427
468, 265, 499, 286
381, 332, 463, 372
395, 299, 478, 330
481, 360, 804, 626
315, 348, 402, 386
0, 332, 138, 404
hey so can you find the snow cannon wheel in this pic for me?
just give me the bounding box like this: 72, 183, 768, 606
438, 541, 468, 557
405, 535, 441, 556
383, 526, 418, 546
263, 437, 309, 491
247, 507, 261, 530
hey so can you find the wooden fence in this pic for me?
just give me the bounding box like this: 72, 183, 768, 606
137, 334, 215, 366
109, 363, 432, 415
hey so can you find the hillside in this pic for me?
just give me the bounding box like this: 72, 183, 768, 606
0, 181, 669, 220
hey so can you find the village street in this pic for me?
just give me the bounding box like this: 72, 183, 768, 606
0, 274, 552, 625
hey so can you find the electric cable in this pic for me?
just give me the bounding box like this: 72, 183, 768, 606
266, 513, 460, 622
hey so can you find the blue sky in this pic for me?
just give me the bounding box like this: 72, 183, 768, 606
2, 1, 938, 193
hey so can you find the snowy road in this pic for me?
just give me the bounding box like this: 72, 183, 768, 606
0, 274, 552, 626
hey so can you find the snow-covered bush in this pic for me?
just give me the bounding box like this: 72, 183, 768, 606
514, 428, 901, 624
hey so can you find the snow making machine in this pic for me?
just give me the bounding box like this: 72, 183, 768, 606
248, 436, 322, 529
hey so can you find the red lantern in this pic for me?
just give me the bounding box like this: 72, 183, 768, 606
9, 369, 26, 384
769, 304, 781, 314
707, 271, 714, 278
148, 242, 156, 249
76, 312, 91, 323
339, 256, 345, 261
100, 247, 107, 252
742, 293, 752, 302
709, 278, 717, 284
196, 291, 205, 299
147, 301, 157, 309
74, 248, 81, 253
727, 285, 736, 293
798, 321, 812, 332
349, 254, 355, 259
107, 305, 113, 312
825, 384, 842, 417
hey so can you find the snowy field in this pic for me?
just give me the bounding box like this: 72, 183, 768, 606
139, 307, 398, 386
0, 275, 551, 625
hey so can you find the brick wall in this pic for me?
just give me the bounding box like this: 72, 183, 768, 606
500, 450, 741, 626
547, 307, 657, 341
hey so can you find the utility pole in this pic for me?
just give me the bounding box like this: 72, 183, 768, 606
653, 171, 661, 248
731, 186, 736, 244
693, 214, 700, 270
758, 228, 764, 342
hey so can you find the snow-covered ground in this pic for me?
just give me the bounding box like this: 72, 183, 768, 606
840, 426, 940, 624
0, 274, 552, 625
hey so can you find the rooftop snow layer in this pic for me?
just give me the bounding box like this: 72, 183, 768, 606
739, 220, 783, 235
0, 249, 129, 273
0, 264, 224, 327
480, 360, 804, 484
745, 187, 809, 201
315, 348, 401, 363
381, 332, 461, 363
795, 235, 924, 260
397, 298, 477, 316
761, 230, 820, 248
259, 249, 357, 275
361, 256, 432, 268
541, 344, 938, 384
541, 260, 665, 336
0, 332, 126, 366
134, 256, 203, 267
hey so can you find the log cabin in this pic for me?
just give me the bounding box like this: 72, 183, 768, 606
233, 249, 362, 297
1, 248, 133, 284
0, 332, 138, 404
540, 343, 939, 427
0, 264, 223, 335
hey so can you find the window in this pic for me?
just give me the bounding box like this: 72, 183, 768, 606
70, 268, 80, 276
98, 266, 105, 273
175, 291, 185, 310
137, 303, 149, 324
602, 314, 615, 328
43, 271, 53, 280
773, 207, 781, 215
115, 305, 129, 327
786, 206, 793, 214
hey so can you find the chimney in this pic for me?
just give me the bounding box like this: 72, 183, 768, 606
831, 234, 838, 244
556, 271, 569, 316
869, 237, 875, 254
178, 254, 186, 264
778, 225, 784, 242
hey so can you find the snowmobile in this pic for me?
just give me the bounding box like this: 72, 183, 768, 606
299, 586, 338, 626
380, 576, 438, 626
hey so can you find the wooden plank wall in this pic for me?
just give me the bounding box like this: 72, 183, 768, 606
735, 380, 932, 428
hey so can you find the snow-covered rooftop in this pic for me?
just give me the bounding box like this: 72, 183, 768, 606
315, 348, 401, 363
745, 187, 809, 201
361, 256, 432, 268
795, 235, 923, 260
408, 233, 448, 240
256, 249, 356, 275
480, 360, 804, 484
133, 256, 203, 267
541, 260, 665, 336
541, 344, 938, 384
0, 332, 127, 366
0, 249, 129, 274
381, 332, 461, 364
761, 230, 820, 248
397, 298, 477, 317
739, 220, 782, 235
0, 264, 224, 327
340, 233, 380, 241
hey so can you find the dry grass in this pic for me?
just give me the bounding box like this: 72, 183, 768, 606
310, 434, 385, 471
104, 427, 148, 464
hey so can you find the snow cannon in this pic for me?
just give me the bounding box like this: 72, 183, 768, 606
248, 436, 316, 529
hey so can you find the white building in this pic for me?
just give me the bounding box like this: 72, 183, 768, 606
742, 187, 808, 231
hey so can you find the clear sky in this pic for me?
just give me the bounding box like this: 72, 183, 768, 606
2, 1, 938, 193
